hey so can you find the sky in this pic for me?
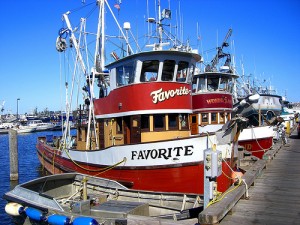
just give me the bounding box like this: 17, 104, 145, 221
0, 0, 299, 115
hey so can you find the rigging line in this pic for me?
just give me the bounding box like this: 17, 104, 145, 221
66, 3, 97, 31
63, 148, 127, 173
69, 1, 95, 14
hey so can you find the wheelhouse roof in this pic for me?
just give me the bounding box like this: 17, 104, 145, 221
105, 50, 202, 69
195, 71, 239, 79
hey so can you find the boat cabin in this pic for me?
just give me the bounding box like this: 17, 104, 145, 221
76, 50, 202, 150
190, 72, 238, 134
192, 72, 237, 94
102, 50, 201, 92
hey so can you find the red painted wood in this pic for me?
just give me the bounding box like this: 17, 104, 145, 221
94, 82, 192, 116
238, 137, 273, 159
192, 93, 233, 112
37, 142, 232, 194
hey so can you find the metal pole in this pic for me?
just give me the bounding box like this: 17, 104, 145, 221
17, 98, 20, 120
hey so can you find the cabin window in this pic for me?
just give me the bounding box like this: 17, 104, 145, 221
162, 60, 175, 81
141, 115, 150, 131
176, 61, 189, 82
227, 113, 231, 121
198, 77, 206, 92
192, 77, 198, 92
132, 118, 138, 127
153, 114, 165, 131
140, 60, 159, 82
211, 113, 218, 124
219, 77, 228, 91
179, 113, 189, 130
220, 112, 226, 124
168, 114, 178, 130
228, 79, 233, 93
191, 115, 197, 123
207, 77, 219, 91
116, 117, 123, 134
188, 65, 195, 83
116, 62, 135, 86
201, 113, 209, 123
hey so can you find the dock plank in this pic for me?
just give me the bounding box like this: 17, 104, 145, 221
219, 131, 300, 225
199, 130, 300, 225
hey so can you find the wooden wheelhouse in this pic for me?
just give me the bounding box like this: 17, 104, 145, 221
190, 71, 238, 134
76, 50, 201, 150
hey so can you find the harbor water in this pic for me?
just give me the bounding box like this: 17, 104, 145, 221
0, 130, 76, 224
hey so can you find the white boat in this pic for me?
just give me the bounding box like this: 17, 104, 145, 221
28, 120, 54, 131
0, 122, 15, 129
4, 173, 203, 224
13, 125, 36, 134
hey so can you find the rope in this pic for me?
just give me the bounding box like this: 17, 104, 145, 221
63, 148, 127, 173
248, 126, 271, 153
206, 132, 215, 149
207, 158, 243, 207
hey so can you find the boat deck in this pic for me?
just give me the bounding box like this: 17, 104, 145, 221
199, 127, 300, 225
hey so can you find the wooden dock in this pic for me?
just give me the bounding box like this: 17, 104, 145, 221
21, 128, 300, 225
199, 128, 300, 225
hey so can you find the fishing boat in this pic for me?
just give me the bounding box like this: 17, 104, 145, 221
36, 0, 236, 195
4, 173, 203, 224
233, 95, 275, 159
190, 28, 274, 160
190, 29, 239, 135
236, 77, 282, 123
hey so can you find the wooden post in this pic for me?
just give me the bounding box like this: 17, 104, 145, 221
9, 129, 18, 181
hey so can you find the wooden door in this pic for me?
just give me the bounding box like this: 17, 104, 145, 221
190, 114, 199, 135
130, 115, 141, 143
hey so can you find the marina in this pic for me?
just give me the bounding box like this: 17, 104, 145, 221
1, 121, 299, 224
1, 0, 300, 225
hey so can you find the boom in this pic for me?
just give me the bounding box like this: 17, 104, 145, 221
205, 29, 232, 72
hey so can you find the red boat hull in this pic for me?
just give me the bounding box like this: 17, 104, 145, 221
37, 141, 233, 194
238, 137, 273, 159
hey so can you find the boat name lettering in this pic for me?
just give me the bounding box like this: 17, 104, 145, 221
150, 87, 190, 104
206, 97, 232, 104
131, 145, 194, 160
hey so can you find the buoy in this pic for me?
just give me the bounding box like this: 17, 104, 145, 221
25, 207, 45, 221
72, 217, 99, 225
231, 171, 244, 184
47, 214, 71, 225
5, 202, 24, 216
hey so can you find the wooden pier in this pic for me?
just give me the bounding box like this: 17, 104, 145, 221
199, 128, 300, 225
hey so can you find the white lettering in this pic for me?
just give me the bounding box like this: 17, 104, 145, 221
150, 86, 191, 104
131, 145, 194, 160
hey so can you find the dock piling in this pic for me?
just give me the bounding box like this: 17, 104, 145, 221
9, 129, 19, 181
